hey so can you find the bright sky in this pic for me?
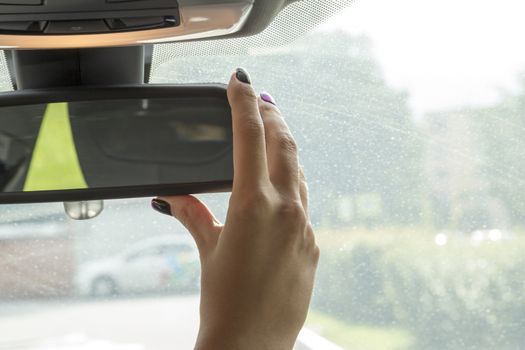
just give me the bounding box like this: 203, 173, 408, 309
323, 0, 525, 117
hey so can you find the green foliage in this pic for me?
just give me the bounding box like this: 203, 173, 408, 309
313, 232, 525, 350
307, 310, 415, 350
473, 81, 525, 224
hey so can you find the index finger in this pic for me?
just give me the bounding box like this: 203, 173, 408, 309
227, 69, 269, 191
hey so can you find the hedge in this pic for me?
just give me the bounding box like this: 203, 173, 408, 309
312, 231, 525, 350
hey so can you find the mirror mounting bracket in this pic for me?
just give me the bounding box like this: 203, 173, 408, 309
7, 45, 146, 90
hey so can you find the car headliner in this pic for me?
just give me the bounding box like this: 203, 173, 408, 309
0, 0, 353, 92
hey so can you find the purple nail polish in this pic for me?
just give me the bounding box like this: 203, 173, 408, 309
261, 91, 277, 106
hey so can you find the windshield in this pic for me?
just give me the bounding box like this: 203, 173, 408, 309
2, 0, 525, 349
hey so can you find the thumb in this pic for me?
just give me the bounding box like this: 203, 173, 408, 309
152, 196, 222, 255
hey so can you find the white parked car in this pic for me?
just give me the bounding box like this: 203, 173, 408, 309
75, 236, 199, 297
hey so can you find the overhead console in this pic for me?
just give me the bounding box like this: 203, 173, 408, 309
0, 0, 255, 49
0, 0, 181, 34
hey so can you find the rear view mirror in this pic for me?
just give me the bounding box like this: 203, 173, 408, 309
0, 85, 233, 204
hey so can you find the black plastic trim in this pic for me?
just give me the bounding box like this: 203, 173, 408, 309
0, 83, 227, 106
0, 181, 232, 204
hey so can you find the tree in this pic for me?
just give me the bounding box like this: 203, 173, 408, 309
474, 79, 525, 226
152, 31, 424, 227
259, 32, 423, 227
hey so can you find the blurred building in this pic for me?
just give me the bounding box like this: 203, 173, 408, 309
423, 110, 510, 231
0, 208, 74, 299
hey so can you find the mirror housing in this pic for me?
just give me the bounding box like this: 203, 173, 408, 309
0, 84, 233, 204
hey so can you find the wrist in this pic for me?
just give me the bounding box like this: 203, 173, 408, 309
195, 328, 294, 350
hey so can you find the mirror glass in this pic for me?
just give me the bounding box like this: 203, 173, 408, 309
0, 95, 233, 200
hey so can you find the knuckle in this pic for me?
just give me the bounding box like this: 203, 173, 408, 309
231, 85, 258, 103
259, 101, 280, 115
299, 166, 307, 180
306, 223, 315, 237
306, 224, 316, 247
276, 132, 298, 154
275, 200, 307, 224
245, 190, 273, 208
312, 245, 321, 264
300, 172, 309, 188
174, 206, 191, 228
262, 116, 281, 134
240, 117, 265, 137
230, 190, 273, 217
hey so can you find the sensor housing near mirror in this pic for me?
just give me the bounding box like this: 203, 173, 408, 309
64, 200, 104, 220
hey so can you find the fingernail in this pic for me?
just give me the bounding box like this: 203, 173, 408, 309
151, 198, 172, 216
235, 68, 251, 85
260, 91, 277, 106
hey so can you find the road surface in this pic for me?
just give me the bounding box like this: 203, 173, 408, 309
0, 294, 201, 349
0, 294, 343, 350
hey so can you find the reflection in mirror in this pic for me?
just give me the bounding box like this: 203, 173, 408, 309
0, 97, 233, 195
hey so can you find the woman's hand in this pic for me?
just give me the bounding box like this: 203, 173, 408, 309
152, 68, 319, 350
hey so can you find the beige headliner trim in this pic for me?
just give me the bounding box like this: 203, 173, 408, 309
0, 2, 253, 50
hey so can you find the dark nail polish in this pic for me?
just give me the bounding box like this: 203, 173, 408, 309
260, 91, 277, 106
151, 198, 172, 216
235, 68, 251, 84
